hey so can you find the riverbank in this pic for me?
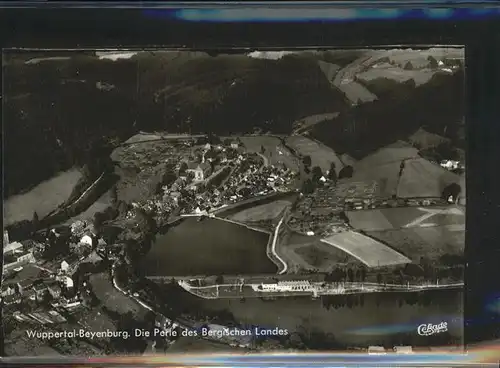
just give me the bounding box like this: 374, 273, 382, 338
179, 280, 464, 300
161, 282, 464, 348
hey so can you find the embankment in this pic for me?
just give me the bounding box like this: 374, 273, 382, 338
7, 170, 117, 240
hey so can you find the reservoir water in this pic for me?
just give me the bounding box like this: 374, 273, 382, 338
142, 217, 275, 276
192, 289, 463, 347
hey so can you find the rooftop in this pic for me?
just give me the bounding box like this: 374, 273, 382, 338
4, 241, 23, 254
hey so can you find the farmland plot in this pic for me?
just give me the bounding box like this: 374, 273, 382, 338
347, 206, 465, 232
278, 231, 361, 272
285, 135, 344, 174
357, 68, 437, 87
321, 230, 411, 267
238, 136, 300, 171
367, 226, 465, 262
338, 82, 378, 105
228, 200, 291, 223
317, 61, 341, 83
397, 158, 460, 198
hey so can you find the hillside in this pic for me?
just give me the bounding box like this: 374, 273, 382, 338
310, 67, 465, 159
3, 51, 349, 197
3, 50, 463, 198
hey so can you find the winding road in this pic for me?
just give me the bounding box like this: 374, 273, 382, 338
272, 214, 288, 275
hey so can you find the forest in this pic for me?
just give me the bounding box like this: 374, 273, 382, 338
4, 51, 464, 197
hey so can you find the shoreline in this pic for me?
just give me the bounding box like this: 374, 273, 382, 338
178, 281, 464, 300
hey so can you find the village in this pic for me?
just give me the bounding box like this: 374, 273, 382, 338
2, 47, 467, 355
1, 131, 466, 355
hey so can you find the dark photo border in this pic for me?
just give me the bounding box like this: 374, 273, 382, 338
1, 3, 499, 355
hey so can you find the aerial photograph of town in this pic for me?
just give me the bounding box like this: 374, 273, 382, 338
2, 47, 465, 356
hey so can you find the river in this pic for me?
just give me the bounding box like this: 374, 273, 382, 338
141, 217, 275, 276
194, 289, 463, 348
4, 168, 82, 226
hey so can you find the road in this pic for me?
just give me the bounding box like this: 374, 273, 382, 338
271, 212, 288, 275
41, 171, 106, 223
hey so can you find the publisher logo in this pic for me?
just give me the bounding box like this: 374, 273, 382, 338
417, 322, 448, 336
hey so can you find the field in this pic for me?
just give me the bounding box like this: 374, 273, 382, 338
338, 81, 378, 105
349, 142, 418, 197
397, 158, 461, 198
350, 161, 401, 198
285, 135, 344, 174
349, 142, 461, 199
347, 206, 465, 231
277, 231, 362, 272
334, 180, 379, 199
89, 272, 149, 319
317, 60, 341, 83
228, 200, 291, 223
238, 136, 300, 171
409, 128, 450, 150
380, 48, 464, 68
141, 217, 275, 276
367, 225, 465, 262
4, 168, 82, 225
357, 67, 437, 86
321, 230, 411, 268
355, 141, 419, 170
123, 133, 163, 144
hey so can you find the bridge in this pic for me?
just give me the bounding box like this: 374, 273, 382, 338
180, 213, 271, 235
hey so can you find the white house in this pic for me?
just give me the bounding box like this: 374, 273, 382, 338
230, 141, 239, 149
186, 162, 211, 181
80, 235, 93, 247
2, 285, 16, 297
64, 276, 74, 289
61, 260, 69, 272
3, 241, 23, 255
252, 280, 315, 293
440, 160, 460, 170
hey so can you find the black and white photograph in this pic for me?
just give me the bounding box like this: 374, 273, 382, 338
2, 47, 465, 356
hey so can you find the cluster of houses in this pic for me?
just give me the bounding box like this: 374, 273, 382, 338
253, 280, 317, 293
251, 280, 352, 298
2, 218, 107, 311
1, 259, 77, 309
290, 181, 365, 236
3, 231, 37, 273
440, 159, 465, 171
137, 144, 298, 221
181, 141, 241, 182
